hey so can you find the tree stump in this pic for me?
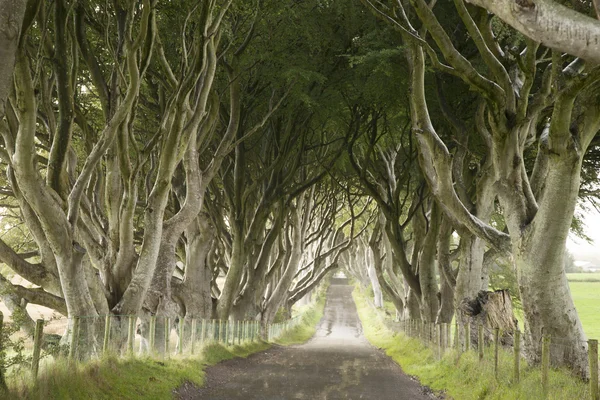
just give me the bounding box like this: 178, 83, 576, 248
459, 289, 517, 347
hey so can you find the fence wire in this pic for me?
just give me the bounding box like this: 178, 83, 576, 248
0, 310, 307, 386
365, 301, 599, 400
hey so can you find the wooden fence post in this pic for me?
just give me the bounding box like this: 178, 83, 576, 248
589, 339, 599, 400
0, 311, 5, 391
438, 324, 443, 358
69, 316, 80, 361
429, 322, 434, 343
149, 316, 156, 354
494, 328, 500, 380
542, 334, 551, 399
465, 322, 470, 352
454, 321, 459, 350
514, 329, 521, 383
31, 319, 44, 378
103, 315, 111, 354
127, 315, 135, 355
478, 324, 484, 361
190, 319, 197, 355
178, 318, 184, 355
226, 320, 231, 345
165, 317, 171, 358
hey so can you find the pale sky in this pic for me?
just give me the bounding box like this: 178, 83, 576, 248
567, 205, 600, 265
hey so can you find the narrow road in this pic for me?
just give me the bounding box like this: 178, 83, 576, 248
176, 278, 436, 399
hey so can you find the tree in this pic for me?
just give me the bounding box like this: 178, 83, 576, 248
465, 0, 600, 62
0, 0, 27, 120
360, 0, 600, 374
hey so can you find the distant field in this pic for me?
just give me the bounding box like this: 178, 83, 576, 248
567, 272, 600, 282
569, 281, 600, 340
377, 275, 600, 340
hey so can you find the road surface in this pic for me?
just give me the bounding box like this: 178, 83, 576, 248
175, 278, 436, 400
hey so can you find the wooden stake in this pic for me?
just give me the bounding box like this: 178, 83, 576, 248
465, 322, 470, 352
542, 334, 551, 399
438, 324, 443, 358
103, 315, 111, 354
149, 316, 156, 354
514, 329, 521, 383
69, 316, 80, 361
165, 317, 170, 358
589, 339, 599, 400
478, 324, 484, 361
454, 321, 459, 350
190, 319, 197, 355
31, 319, 44, 378
0, 312, 6, 391
494, 328, 500, 380
178, 317, 184, 355
127, 315, 135, 355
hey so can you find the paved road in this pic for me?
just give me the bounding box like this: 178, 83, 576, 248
176, 278, 435, 400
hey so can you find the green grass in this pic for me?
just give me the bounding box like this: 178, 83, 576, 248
274, 296, 325, 346
353, 287, 590, 400
499, 275, 600, 340
5, 290, 327, 400
567, 273, 600, 282
4, 343, 268, 400
570, 281, 600, 340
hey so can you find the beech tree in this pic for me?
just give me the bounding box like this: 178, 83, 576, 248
0, 0, 239, 355
361, 0, 600, 375
465, 0, 600, 63
0, 0, 27, 121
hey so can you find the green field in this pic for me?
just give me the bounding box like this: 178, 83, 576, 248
567, 272, 600, 282
384, 274, 600, 340
569, 278, 600, 340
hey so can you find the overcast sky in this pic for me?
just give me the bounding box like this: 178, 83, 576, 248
567, 206, 600, 264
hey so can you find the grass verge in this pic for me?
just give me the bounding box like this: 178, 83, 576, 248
274, 294, 325, 346
352, 287, 590, 400
5, 289, 327, 400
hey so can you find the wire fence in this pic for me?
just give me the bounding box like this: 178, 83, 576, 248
383, 315, 599, 400
0, 310, 305, 387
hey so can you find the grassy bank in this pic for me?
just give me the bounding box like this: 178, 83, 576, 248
353, 287, 590, 400
5, 292, 326, 400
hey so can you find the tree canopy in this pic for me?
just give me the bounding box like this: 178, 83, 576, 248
1, 0, 599, 376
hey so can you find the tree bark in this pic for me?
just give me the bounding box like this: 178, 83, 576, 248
466, 0, 600, 63
0, 0, 26, 120
417, 201, 441, 322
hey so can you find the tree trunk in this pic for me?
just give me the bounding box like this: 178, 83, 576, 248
262, 198, 305, 327
514, 157, 588, 375
179, 214, 215, 319
455, 234, 487, 304
0, 0, 26, 120
367, 264, 384, 308
418, 202, 441, 322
